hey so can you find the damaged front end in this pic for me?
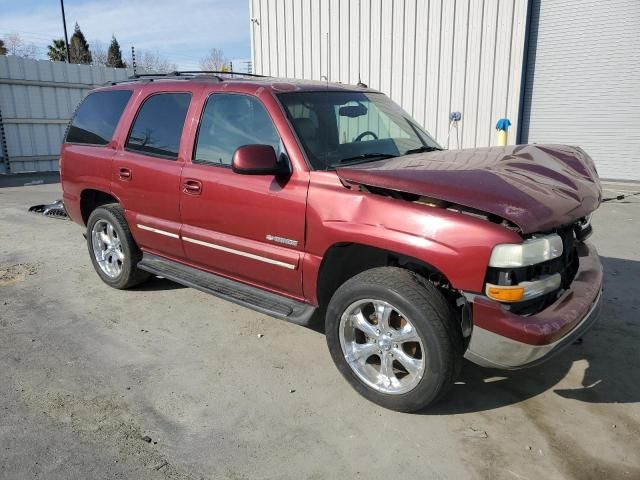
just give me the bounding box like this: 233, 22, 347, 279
335, 144, 604, 367
336, 143, 602, 312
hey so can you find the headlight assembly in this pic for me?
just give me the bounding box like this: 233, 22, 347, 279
489, 234, 563, 268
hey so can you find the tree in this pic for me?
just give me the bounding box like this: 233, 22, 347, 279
91, 40, 108, 66
69, 23, 92, 64
128, 49, 177, 74
107, 36, 126, 68
3, 33, 38, 58
47, 39, 67, 62
0, 39, 7, 56
199, 48, 228, 71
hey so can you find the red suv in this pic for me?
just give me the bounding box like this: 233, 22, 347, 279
60, 72, 603, 412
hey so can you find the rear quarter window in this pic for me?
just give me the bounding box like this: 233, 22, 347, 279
65, 90, 133, 145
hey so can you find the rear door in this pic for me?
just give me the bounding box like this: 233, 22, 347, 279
111, 89, 194, 259
179, 92, 308, 297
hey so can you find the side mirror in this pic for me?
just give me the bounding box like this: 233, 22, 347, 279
232, 144, 290, 176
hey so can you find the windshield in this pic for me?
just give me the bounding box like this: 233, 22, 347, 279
277, 91, 441, 170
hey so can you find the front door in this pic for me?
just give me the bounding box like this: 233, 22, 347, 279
111, 90, 193, 259
179, 93, 308, 298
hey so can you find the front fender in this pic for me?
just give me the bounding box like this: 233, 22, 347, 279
304, 172, 522, 297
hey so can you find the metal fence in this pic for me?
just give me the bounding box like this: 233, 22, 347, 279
0, 56, 133, 174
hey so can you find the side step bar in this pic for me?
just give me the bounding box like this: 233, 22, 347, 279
138, 253, 317, 326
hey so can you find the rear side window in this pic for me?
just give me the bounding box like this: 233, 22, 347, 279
65, 90, 132, 145
125, 93, 191, 160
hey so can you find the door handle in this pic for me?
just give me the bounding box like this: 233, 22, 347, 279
118, 167, 132, 181
183, 179, 202, 195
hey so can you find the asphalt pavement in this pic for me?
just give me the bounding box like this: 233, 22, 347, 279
1, 183, 638, 479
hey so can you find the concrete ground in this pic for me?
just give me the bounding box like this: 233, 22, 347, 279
1, 182, 639, 480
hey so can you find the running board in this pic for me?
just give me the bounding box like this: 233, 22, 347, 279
138, 253, 316, 326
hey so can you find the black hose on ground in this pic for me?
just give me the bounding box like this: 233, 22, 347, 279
601, 191, 640, 202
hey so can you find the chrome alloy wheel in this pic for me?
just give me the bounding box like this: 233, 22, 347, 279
339, 299, 426, 395
91, 219, 124, 278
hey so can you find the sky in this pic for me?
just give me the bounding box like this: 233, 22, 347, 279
0, 0, 251, 69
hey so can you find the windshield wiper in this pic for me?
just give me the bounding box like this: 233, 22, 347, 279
404, 146, 441, 155
338, 153, 397, 164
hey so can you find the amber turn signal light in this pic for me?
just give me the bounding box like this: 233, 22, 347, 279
486, 285, 525, 302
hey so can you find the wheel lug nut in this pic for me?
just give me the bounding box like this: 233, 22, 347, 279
376, 329, 380, 334
394, 343, 398, 348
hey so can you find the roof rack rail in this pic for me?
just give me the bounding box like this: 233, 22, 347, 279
166, 70, 268, 78
127, 70, 267, 80
106, 70, 268, 86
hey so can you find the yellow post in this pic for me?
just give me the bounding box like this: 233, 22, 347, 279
496, 118, 511, 147
497, 129, 508, 147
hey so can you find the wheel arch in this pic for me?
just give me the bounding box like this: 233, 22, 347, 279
80, 188, 121, 226
315, 242, 457, 311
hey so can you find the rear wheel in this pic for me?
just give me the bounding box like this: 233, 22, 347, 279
325, 267, 462, 412
86, 204, 149, 289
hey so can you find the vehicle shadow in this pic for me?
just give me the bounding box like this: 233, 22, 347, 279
425, 256, 640, 414
134, 275, 187, 291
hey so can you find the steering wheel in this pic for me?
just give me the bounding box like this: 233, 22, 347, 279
354, 131, 378, 142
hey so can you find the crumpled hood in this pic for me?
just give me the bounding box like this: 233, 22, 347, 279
336, 144, 602, 234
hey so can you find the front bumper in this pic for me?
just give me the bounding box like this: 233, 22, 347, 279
464, 242, 603, 369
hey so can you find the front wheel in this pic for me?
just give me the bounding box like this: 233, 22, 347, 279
325, 267, 462, 412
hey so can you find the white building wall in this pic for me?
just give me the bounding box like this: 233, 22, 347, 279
250, 0, 528, 149
521, 0, 640, 181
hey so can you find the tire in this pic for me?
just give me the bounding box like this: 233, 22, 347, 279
86, 203, 150, 289
325, 267, 463, 412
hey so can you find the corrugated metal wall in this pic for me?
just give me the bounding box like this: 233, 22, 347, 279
520, 0, 640, 181
0, 56, 132, 173
250, 0, 528, 149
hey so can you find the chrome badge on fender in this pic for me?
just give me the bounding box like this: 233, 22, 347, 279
266, 234, 298, 247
